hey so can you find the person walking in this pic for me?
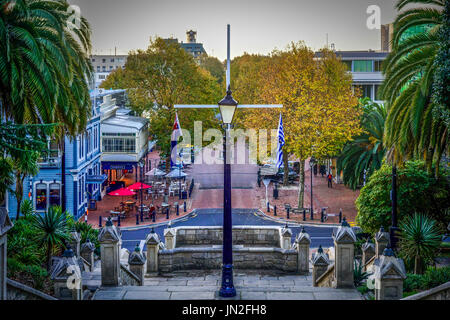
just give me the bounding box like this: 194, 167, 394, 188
313, 164, 318, 176
320, 165, 326, 177
327, 172, 333, 188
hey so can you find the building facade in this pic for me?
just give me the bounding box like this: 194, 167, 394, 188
90, 55, 128, 89
7, 96, 104, 219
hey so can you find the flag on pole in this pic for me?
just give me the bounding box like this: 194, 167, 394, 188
276, 113, 285, 169
171, 112, 183, 168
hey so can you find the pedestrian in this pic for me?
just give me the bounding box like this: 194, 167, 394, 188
313, 164, 318, 176
327, 173, 333, 188
320, 165, 325, 177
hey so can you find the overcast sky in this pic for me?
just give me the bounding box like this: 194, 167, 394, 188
68, 0, 397, 60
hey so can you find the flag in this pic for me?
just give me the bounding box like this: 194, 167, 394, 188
276, 113, 285, 169
170, 112, 183, 168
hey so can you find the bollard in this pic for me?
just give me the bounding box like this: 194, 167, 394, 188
321, 209, 324, 223
287, 208, 290, 219
117, 215, 121, 227
303, 209, 306, 221
310, 209, 314, 220
267, 202, 270, 213
274, 205, 277, 216
152, 212, 156, 223
140, 210, 144, 222
176, 204, 179, 216
99, 216, 102, 228
339, 209, 342, 223
184, 201, 186, 212
166, 207, 169, 219
136, 214, 139, 225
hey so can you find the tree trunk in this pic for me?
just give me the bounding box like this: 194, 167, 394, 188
297, 159, 305, 210
15, 174, 24, 220
414, 255, 424, 275
283, 152, 289, 186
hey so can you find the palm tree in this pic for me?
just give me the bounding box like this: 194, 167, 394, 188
337, 98, 387, 190
380, 0, 447, 174
31, 206, 69, 270
12, 152, 39, 220
0, 0, 93, 133
399, 213, 442, 274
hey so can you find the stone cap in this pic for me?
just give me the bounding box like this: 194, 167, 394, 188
332, 218, 356, 243
375, 226, 390, 243
98, 217, 121, 243
296, 226, 311, 244
312, 245, 330, 266
0, 207, 13, 236
164, 228, 176, 237
146, 229, 160, 245
373, 249, 407, 280
70, 231, 81, 242
362, 240, 375, 253
81, 239, 96, 253
128, 244, 146, 265
50, 249, 81, 281
281, 226, 292, 237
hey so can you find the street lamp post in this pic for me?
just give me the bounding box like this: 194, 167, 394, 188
218, 85, 238, 298
139, 161, 144, 221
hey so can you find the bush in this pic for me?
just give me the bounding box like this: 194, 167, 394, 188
403, 266, 450, 292
356, 161, 450, 235
24, 265, 48, 290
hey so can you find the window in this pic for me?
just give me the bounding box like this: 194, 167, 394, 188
36, 183, 47, 211
49, 183, 60, 207
358, 85, 373, 99
102, 138, 136, 153
353, 60, 373, 72
99, 75, 106, 80
374, 60, 383, 72
124, 139, 136, 152
97, 66, 100, 72
102, 59, 106, 63
102, 66, 106, 72
342, 60, 352, 71
92, 58, 96, 62
110, 66, 113, 70
111, 58, 115, 62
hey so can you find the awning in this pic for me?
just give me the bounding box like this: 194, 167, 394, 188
86, 174, 108, 184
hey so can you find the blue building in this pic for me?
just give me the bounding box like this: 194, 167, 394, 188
6, 92, 106, 220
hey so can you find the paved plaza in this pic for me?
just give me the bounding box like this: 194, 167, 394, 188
92, 270, 363, 300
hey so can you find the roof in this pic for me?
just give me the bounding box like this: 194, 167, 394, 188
102, 115, 148, 133
90, 88, 126, 99
314, 51, 389, 60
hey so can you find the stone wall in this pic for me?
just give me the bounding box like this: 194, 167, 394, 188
119, 264, 141, 286
316, 264, 335, 288
6, 279, 57, 300
174, 226, 281, 247
402, 281, 450, 300
158, 247, 297, 273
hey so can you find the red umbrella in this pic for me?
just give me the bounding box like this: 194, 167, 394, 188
108, 188, 136, 196
127, 182, 151, 190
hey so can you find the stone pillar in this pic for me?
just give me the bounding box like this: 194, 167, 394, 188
145, 229, 160, 277
50, 248, 83, 300
333, 217, 356, 288
361, 240, 375, 266
375, 227, 390, 258
295, 226, 311, 275
280, 226, 293, 250
164, 228, 176, 250
69, 231, 81, 257
98, 217, 122, 286
374, 247, 407, 300
312, 245, 330, 287
128, 244, 146, 286
0, 208, 13, 300
80, 239, 96, 272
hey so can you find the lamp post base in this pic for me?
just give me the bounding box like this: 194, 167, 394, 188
219, 264, 236, 297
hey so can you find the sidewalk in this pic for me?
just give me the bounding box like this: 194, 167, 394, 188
257, 160, 360, 225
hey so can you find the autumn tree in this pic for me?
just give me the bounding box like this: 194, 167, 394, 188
199, 54, 226, 86
101, 38, 223, 164
237, 43, 362, 209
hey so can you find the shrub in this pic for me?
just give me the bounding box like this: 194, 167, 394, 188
24, 265, 48, 290
403, 266, 450, 292
354, 259, 369, 287
356, 161, 449, 235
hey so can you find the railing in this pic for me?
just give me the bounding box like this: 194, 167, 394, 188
402, 281, 450, 300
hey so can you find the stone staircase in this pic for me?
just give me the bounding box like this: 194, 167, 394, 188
92, 270, 363, 300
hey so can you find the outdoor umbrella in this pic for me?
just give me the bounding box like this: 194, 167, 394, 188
165, 169, 187, 179
127, 182, 151, 191
108, 187, 136, 207
145, 168, 166, 177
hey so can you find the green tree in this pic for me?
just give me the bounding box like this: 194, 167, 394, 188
399, 213, 442, 274
380, 0, 447, 173
199, 54, 225, 86
31, 206, 69, 270
12, 152, 39, 220
101, 37, 223, 162
356, 161, 450, 235
337, 98, 387, 190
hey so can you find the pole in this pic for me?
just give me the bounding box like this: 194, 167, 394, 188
390, 165, 400, 250
219, 123, 236, 297
310, 163, 313, 219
